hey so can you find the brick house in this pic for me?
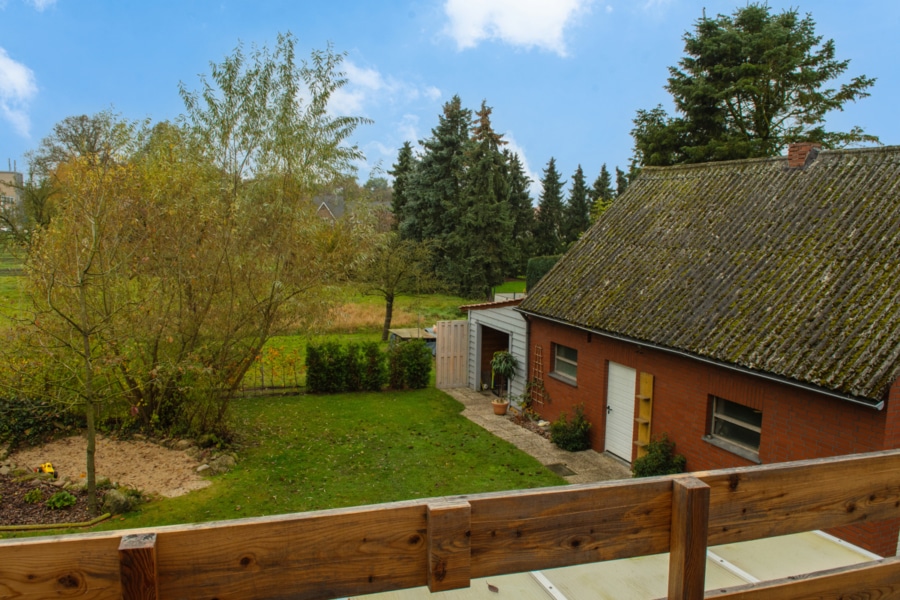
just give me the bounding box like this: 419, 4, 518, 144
516, 144, 900, 556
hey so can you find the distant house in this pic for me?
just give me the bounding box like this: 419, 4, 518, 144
517, 144, 900, 556
0, 170, 22, 210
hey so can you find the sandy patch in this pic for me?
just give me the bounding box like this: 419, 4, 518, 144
8, 435, 211, 498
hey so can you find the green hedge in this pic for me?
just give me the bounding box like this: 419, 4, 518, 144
526, 255, 561, 291
306, 341, 388, 394
388, 340, 432, 390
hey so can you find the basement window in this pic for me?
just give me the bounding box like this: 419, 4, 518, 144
708, 396, 762, 460
552, 344, 578, 383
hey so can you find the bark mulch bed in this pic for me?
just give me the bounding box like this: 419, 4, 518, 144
0, 473, 106, 528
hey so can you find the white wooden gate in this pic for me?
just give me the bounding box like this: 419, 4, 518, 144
435, 320, 468, 388
606, 362, 636, 462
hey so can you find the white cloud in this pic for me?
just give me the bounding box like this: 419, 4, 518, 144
0, 47, 37, 137
443, 0, 592, 56
27, 0, 56, 10
329, 60, 441, 116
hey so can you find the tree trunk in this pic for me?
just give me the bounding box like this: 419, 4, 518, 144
381, 294, 394, 341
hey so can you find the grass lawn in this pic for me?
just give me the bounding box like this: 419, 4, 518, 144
90, 388, 565, 531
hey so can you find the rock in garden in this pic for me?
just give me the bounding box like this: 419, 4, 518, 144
208, 455, 236, 475
102, 489, 133, 515
173, 439, 194, 451
0, 465, 10, 476
196, 464, 210, 473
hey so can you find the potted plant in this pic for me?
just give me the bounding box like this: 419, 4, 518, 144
490, 350, 518, 415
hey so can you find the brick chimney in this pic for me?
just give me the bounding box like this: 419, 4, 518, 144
787, 142, 822, 168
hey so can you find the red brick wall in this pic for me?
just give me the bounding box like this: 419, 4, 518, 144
528, 317, 898, 556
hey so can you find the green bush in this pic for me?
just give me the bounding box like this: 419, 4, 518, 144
632, 434, 686, 477
343, 343, 362, 392
305, 341, 348, 394
388, 340, 432, 390
360, 342, 387, 391
23, 487, 43, 504
45, 490, 77, 510
0, 396, 84, 448
550, 404, 592, 451
307, 341, 388, 394
526, 255, 561, 291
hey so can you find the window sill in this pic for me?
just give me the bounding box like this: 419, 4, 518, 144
703, 435, 761, 464
548, 372, 577, 388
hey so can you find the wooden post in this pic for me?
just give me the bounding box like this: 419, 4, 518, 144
119, 533, 159, 600
668, 477, 710, 600
427, 500, 472, 592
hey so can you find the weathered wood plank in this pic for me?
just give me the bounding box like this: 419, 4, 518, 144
154, 503, 428, 600
697, 450, 900, 546
0, 534, 122, 599
119, 533, 159, 600
668, 477, 710, 600
427, 501, 471, 592
467, 478, 674, 577
704, 556, 900, 599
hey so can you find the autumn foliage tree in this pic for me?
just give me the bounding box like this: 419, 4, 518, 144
2, 34, 370, 511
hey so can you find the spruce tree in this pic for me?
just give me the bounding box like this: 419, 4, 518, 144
504, 150, 535, 275
405, 95, 471, 254
590, 164, 615, 221
562, 165, 590, 245
388, 141, 417, 234
445, 101, 513, 298
615, 166, 629, 197
533, 157, 565, 257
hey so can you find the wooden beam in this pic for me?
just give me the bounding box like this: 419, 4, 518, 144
119, 533, 159, 600
427, 500, 472, 592
668, 477, 710, 600
705, 555, 900, 599
699, 450, 900, 546
468, 477, 674, 577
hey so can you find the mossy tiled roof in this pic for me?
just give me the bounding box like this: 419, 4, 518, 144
518, 147, 900, 403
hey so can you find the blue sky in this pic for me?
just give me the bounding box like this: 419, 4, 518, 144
1, 0, 897, 198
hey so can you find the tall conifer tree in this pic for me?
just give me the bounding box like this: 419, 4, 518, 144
504, 150, 534, 275
405, 96, 471, 246
590, 164, 615, 221
388, 141, 417, 234
533, 157, 565, 257
445, 100, 513, 298
562, 165, 590, 245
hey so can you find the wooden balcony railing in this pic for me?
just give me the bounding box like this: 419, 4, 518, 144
2, 449, 900, 599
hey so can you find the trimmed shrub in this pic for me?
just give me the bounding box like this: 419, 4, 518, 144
632, 434, 686, 477
550, 404, 592, 451
388, 340, 433, 390
0, 396, 84, 449
305, 341, 348, 394
526, 255, 561, 291
343, 343, 362, 392
361, 342, 388, 392
306, 341, 388, 394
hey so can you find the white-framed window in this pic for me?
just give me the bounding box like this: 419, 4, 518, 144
552, 344, 578, 382
710, 396, 761, 456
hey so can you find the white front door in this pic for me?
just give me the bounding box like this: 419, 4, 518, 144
606, 362, 636, 462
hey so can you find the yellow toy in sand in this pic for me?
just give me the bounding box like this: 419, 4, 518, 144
35, 462, 58, 479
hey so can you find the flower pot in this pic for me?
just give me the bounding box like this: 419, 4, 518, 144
492, 400, 509, 415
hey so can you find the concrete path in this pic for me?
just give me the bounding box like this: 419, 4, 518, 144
442, 387, 632, 484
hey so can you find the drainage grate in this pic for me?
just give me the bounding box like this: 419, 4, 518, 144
545, 463, 576, 477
